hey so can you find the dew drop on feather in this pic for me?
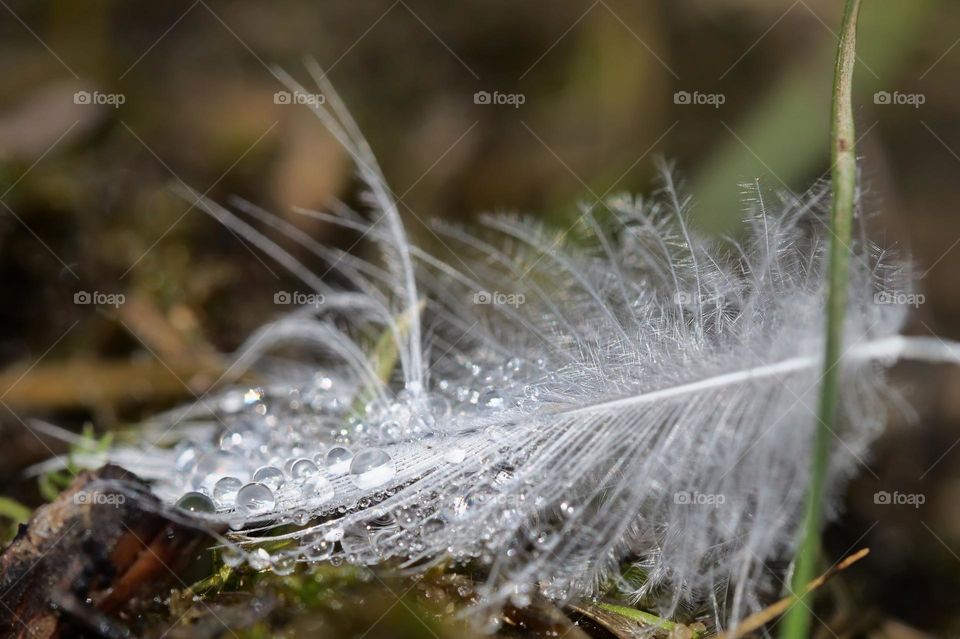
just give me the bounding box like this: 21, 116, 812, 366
349, 448, 396, 489
176, 491, 215, 513
236, 482, 276, 515
213, 476, 242, 505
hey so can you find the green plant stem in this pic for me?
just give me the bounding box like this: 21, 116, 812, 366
599, 603, 700, 636
780, 1, 862, 638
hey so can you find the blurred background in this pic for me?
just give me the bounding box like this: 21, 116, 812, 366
0, 0, 958, 636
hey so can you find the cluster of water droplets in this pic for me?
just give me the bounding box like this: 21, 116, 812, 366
165, 356, 547, 579
172, 382, 402, 519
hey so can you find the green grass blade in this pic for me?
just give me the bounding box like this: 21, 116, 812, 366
598, 602, 679, 633
780, 1, 862, 638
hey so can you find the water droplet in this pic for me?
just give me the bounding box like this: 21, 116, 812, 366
213, 476, 243, 505
340, 524, 374, 562
303, 533, 335, 560
244, 388, 264, 405
272, 554, 296, 575
444, 448, 466, 464
220, 390, 245, 413
325, 446, 353, 475
223, 547, 245, 567
479, 388, 504, 409
174, 447, 198, 473
236, 482, 276, 515
303, 475, 334, 504
252, 466, 284, 490
349, 449, 396, 489
395, 505, 420, 529
247, 547, 271, 570
290, 458, 318, 479
380, 420, 402, 440
219, 431, 244, 451
422, 517, 446, 534
176, 491, 215, 513
427, 395, 451, 415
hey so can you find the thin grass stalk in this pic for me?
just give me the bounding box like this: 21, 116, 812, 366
780, 1, 862, 637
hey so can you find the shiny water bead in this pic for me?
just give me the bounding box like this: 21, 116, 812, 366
219, 421, 265, 453
422, 517, 446, 534
236, 482, 276, 515
325, 446, 353, 475
271, 554, 297, 576
174, 446, 198, 474
444, 448, 466, 464
290, 458, 319, 479
395, 505, 420, 529
366, 510, 396, 530
340, 523, 376, 563
219, 390, 245, 413
222, 546, 246, 567
479, 388, 504, 409
243, 387, 265, 405
219, 431, 245, 451
349, 448, 396, 489
303, 536, 335, 561
252, 465, 285, 490
176, 491, 215, 513
379, 420, 402, 440
247, 547, 271, 570
213, 476, 243, 505
427, 394, 451, 414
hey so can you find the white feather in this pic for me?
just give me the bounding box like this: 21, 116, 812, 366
105, 68, 960, 630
